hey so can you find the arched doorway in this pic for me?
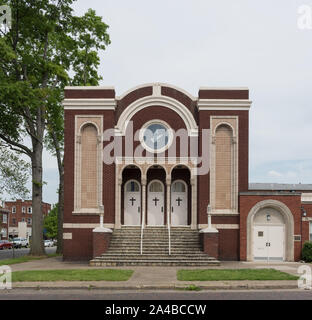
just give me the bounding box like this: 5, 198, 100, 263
171, 180, 188, 226
253, 208, 285, 261
122, 166, 142, 226
147, 180, 165, 226
247, 200, 294, 262
124, 180, 141, 226
171, 166, 191, 226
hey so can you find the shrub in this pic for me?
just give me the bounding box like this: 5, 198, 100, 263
302, 242, 312, 262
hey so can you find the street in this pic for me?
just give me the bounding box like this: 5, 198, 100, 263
0, 247, 57, 260
1, 289, 312, 300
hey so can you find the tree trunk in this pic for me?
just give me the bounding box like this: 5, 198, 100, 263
29, 140, 45, 256
56, 162, 64, 254
51, 131, 64, 255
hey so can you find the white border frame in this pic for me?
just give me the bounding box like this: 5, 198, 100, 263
124, 179, 142, 226
139, 119, 174, 154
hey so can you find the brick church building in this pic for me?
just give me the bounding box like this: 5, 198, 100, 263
63, 83, 312, 265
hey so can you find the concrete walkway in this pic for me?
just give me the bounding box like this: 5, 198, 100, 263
8, 257, 304, 291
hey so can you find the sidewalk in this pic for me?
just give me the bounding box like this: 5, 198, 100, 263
9, 257, 303, 291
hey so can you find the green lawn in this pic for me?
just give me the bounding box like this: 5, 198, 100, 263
0, 254, 60, 267
12, 269, 134, 282
177, 269, 299, 281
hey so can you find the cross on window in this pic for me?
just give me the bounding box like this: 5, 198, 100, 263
176, 198, 183, 207
130, 197, 136, 206
153, 198, 160, 206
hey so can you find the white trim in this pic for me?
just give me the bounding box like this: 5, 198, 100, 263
74, 115, 103, 214
199, 224, 239, 230
210, 116, 239, 215
117, 83, 196, 101
199, 87, 249, 90
65, 86, 115, 90
198, 99, 252, 110
63, 99, 116, 110
139, 119, 174, 154
63, 223, 115, 229
302, 193, 312, 203
116, 95, 198, 137
246, 200, 294, 262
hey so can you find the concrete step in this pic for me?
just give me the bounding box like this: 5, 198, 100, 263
90, 260, 220, 267
89, 226, 218, 267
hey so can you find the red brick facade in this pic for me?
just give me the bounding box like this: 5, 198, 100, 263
5, 200, 51, 238
63, 84, 311, 262
0, 207, 9, 240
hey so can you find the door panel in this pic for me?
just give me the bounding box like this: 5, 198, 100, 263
124, 181, 141, 226
253, 226, 269, 260
253, 225, 284, 261
148, 192, 164, 226
171, 192, 188, 226
148, 181, 165, 226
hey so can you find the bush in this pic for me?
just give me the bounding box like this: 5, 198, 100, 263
302, 242, 312, 262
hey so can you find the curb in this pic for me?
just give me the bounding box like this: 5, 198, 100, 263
11, 283, 300, 291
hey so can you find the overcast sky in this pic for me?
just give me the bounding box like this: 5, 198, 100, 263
39, 0, 312, 205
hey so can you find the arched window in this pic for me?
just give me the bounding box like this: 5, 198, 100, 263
172, 181, 186, 193
149, 181, 163, 193
81, 124, 98, 209
215, 124, 233, 210
126, 181, 140, 192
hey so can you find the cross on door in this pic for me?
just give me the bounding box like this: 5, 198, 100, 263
130, 197, 136, 206
176, 198, 183, 207
153, 197, 160, 206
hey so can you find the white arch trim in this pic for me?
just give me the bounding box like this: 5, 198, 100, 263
117, 82, 196, 101
115, 95, 198, 137
246, 199, 295, 262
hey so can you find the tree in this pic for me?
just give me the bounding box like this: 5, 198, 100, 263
0, 144, 30, 199
0, 0, 110, 256
43, 204, 58, 240
45, 9, 110, 254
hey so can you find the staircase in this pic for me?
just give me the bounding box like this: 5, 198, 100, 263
90, 226, 220, 267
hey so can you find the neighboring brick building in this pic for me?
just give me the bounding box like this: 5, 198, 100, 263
62, 83, 312, 263
0, 204, 9, 240
4, 200, 51, 239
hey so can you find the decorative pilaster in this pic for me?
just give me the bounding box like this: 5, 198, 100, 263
191, 177, 198, 230
115, 177, 122, 229
166, 177, 171, 226
141, 177, 147, 226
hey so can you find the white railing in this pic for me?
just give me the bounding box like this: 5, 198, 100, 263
168, 207, 171, 256
140, 207, 145, 255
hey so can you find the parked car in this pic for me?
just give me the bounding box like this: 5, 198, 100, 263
44, 240, 54, 247
12, 238, 29, 249
0, 240, 13, 250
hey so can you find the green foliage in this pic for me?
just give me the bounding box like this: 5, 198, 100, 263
302, 242, 312, 262
0, 145, 30, 199
0, 0, 111, 254
43, 205, 58, 239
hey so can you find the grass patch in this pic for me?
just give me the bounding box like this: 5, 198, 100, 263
12, 269, 134, 282
183, 285, 202, 291
177, 269, 299, 281
0, 254, 60, 267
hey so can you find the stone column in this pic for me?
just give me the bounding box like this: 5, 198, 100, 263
191, 176, 198, 230
141, 177, 147, 227
166, 177, 171, 226
115, 177, 122, 229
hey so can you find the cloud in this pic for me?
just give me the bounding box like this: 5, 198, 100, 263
268, 170, 283, 178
